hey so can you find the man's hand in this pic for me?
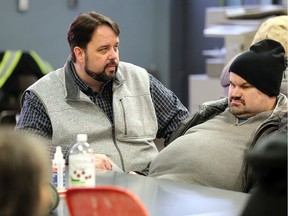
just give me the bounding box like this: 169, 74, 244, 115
94, 154, 113, 170
128, 171, 140, 175
128, 171, 144, 176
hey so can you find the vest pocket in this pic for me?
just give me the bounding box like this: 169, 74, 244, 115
119, 98, 127, 135
116, 96, 157, 139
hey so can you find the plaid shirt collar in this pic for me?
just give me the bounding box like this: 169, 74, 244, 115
64, 59, 124, 100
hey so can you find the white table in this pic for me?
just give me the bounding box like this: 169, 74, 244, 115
51, 170, 249, 216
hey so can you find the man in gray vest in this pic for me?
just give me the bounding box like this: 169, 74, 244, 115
16, 11, 189, 172
148, 39, 288, 193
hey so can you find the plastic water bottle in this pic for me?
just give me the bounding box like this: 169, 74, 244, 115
69, 134, 96, 187
52, 146, 66, 190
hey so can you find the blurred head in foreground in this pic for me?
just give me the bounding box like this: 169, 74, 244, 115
0, 128, 52, 216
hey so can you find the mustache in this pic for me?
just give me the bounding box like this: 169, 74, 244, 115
230, 96, 245, 104
106, 60, 118, 67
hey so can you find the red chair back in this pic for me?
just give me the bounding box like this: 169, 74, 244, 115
65, 186, 149, 216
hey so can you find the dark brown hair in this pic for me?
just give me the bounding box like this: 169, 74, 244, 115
67, 11, 120, 62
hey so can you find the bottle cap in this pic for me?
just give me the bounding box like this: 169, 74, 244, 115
54, 146, 64, 160
77, 134, 87, 142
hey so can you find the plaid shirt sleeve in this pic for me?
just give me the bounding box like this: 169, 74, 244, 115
149, 74, 190, 144
15, 91, 52, 139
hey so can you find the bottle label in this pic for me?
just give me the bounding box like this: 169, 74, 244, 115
52, 167, 58, 187
69, 154, 95, 187
52, 163, 66, 189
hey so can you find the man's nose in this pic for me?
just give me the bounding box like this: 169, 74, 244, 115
108, 49, 118, 60
231, 86, 242, 97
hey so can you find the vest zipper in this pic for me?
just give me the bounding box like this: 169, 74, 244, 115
112, 124, 126, 172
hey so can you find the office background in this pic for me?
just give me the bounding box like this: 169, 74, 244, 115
0, 0, 285, 107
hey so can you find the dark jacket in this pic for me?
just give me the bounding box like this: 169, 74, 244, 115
241, 130, 287, 216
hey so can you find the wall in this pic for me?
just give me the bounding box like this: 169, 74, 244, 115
0, 0, 171, 86
169, 0, 223, 107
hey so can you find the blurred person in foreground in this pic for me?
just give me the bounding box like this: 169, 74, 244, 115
147, 39, 288, 193
15, 11, 189, 172
0, 128, 52, 216
241, 128, 287, 216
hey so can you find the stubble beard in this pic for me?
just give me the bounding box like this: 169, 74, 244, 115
229, 96, 247, 118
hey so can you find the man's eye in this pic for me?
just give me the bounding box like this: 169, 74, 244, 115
243, 85, 252, 89
99, 47, 108, 52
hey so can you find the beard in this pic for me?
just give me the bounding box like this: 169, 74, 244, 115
84, 59, 118, 83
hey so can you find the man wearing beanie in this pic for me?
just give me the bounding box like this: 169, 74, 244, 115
145, 39, 288, 193
220, 15, 288, 98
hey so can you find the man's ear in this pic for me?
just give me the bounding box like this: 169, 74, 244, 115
73, 47, 85, 63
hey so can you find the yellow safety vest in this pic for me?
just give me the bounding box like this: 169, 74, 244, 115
29, 50, 54, 75
0, 50, 53, 89
0, 50, 22, 88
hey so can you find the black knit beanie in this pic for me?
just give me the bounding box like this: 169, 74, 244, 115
229, 39, 286, 96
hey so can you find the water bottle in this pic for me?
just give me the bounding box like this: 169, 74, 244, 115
52, 146, 66, 190
69, 134, 96, 187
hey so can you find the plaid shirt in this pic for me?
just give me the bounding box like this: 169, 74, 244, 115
16, 66, 189, 144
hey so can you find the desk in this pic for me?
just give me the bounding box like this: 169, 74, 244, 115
51, 171, 249, 216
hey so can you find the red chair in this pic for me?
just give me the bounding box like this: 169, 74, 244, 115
65, 186, 149, 216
